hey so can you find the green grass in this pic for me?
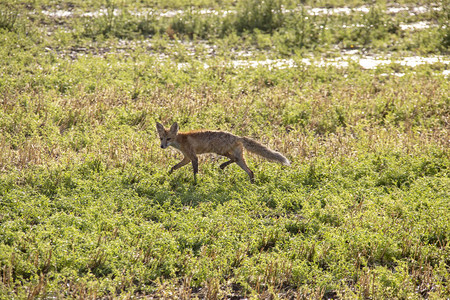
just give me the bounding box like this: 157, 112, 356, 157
0, 0, 449, 299
3, 0, 449, 54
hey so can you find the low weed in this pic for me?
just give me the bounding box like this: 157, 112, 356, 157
234, 0, 284, 34
0, 3, 18, 31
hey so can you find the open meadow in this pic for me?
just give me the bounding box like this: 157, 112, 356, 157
0, 0, 449, 298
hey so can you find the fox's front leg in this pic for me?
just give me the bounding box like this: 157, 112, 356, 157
169, 156, 190, 174
191, 155, 199, 182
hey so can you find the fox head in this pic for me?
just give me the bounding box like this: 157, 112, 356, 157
156, 122, 179, 149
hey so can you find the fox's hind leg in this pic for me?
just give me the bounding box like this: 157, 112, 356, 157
219, 160, 233, 169
219, 150, 237, 170
233, 147, 254, 183
235, 158, 254, 183
219, 158, 235, 170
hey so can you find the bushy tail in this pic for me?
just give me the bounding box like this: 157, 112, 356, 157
241, 137, 290, 166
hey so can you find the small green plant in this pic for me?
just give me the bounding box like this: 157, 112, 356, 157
0, 3, 18, 31
351, 5, 400, 47
81, 0, 139, 39
234, 0, 284, 33
281, 7, 329, 50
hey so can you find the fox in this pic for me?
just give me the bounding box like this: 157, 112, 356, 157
156, 122, 290, 183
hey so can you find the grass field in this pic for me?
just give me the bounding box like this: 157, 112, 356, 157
1, 0, 449, 299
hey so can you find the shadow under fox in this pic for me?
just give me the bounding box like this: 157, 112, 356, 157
156, 122, 290, 183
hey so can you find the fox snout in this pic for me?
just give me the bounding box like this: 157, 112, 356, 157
159, 137, 174, 149
160, 140, 168, 149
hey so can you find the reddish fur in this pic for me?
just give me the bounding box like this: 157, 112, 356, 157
156, 122, 290, 183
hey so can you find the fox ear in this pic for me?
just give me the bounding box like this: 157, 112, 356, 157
170, 122, 179, 134
156, 122, 165, 135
